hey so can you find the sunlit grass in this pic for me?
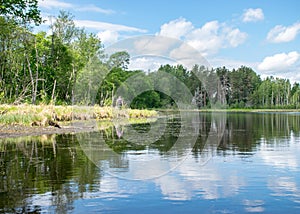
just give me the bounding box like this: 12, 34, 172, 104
0, 104, 158, 126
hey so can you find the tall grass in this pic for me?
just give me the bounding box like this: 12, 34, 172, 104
0, 104, 158, 126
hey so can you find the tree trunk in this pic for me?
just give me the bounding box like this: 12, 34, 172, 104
26, 55, 36, 104
34, 37, 39, 104
51, 79, 56, 104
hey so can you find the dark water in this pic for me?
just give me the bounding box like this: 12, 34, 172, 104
1, 112, 300, 213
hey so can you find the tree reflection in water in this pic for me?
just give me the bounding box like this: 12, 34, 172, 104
0, 134, 100, 213
1, 112, 300, 212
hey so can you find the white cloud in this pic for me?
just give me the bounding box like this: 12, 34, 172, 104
39, 0, 115, 14
267, 22, 300, 43
209, 55, 300, 85
210, 58, 257, 70
40, 9, 145, 45
255, 52, 300, 83
185, 21, 223, 56
97, 30, 119, 45
257, 51, 300, 72
131, 36, 210, 69
158, 17, 194, 39
242, 8, 264, 22
76, 5, 115, 14
74, 20, 147, 33
42, 16, 143, 43
133, 36, 179, 56
157, 19, 247, 56
38, 0, 73, 9
224, 28, 248, 47
128, 56, 176, 72
188, 21, 247, 56
169, 43, 210, 69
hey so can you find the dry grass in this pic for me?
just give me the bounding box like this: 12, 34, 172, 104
0, 104, 158, 126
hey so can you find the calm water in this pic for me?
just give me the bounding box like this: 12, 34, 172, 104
1, 112, 300, 213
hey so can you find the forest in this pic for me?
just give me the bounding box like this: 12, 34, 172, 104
1, 1, 300, 109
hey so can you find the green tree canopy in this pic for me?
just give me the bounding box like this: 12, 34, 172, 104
0, 0, 41, 24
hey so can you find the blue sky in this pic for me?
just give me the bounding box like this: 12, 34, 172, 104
38, 0, 300, 82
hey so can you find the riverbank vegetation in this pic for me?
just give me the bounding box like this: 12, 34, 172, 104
0, 105, 158, 126
1, 1, 300, 113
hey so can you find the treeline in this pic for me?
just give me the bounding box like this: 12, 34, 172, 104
1, 2, 300, 109
104, 64, 300, 109
0, 10, 104, 104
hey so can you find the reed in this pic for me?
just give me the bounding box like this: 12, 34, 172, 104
0, 104, 158, 126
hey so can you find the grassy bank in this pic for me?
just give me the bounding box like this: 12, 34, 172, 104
0, 105, 158, 126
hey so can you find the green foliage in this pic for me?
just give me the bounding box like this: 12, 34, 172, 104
0, 6, 299, 110
107, 51, 130, 70
0, 0, 41, 24
131, 91, 161, 109
0, 10, 105, 104
228, 66, 261, 106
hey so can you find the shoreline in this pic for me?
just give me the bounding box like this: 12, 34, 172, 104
0, 104, 158, 139
158, 108, 300, 113
0, 118, 159, 139
0, 124, 94, 139
1, 105, 300, 139
198, 109, 300, 113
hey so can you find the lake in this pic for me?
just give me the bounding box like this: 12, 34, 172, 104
1, 112, 300, 213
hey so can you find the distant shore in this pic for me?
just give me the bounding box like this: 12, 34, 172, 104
198, 108, 300, 113
158, 108, 300, 113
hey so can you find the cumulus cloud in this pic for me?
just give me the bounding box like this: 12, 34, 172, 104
169, 43, 210, 69
128, 56, 176, 72
133, 36, 179, 56
158, 17, 193, 39
157, 19, 247, 56
242, 8, 264, 22
224, 28, 248, 47
185, 21, 223, 56
267, 22, 300, 43
130, 36, 210, 69
97, 30, 119, 46
187, 21, 247, 56
209, 58, 258, 72
257, 51, 300, 72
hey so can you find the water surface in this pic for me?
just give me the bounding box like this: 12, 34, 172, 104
1, 112, 300, 213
